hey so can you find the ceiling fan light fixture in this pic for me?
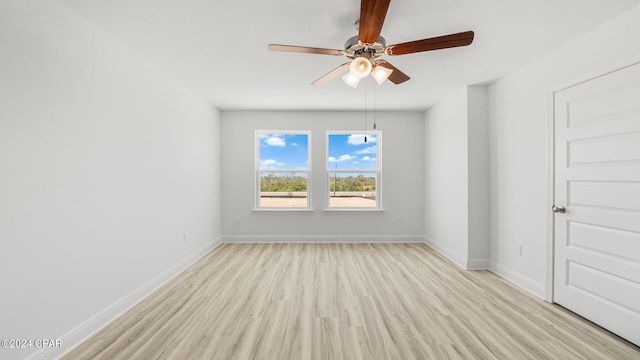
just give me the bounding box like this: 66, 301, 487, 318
371, 65, 393, 85
342, 72, 361, 88
349, 57, 372, 78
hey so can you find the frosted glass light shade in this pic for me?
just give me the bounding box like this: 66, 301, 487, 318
349, 58, 372, 78
342, 72, 361, 88
371, 65, 393, 85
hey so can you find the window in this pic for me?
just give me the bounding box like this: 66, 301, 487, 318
327, 132, 381, 209
256, 131, 310, 209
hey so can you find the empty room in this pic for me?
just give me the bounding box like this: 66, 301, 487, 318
2, 0, 640, 359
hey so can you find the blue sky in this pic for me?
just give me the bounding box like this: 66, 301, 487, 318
259, 133, 377, 170
328, 133, 377, 171
259, 133, 309, 170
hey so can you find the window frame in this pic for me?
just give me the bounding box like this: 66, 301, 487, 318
255, 130, 312, 211
325, 131, 382, 211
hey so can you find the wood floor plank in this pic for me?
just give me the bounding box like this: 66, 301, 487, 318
63, 243, 640, 360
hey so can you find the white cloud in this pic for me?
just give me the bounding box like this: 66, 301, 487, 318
328, 154, 355, 162
264, 136, 285, 147
355, 146, 376, 155
362, 156, 377, 161
261, 159, 285, 167
347, 134, 377, 145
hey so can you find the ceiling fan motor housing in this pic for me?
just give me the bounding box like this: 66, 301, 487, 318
344, 35, 386, 60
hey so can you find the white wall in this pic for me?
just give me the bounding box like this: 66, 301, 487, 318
0, 1, 221, 359
221, 110, 425, 242
488, 4, 640, 298
467, 86, 490, 267
424, 86, 489, 269
424, 89, 469, 265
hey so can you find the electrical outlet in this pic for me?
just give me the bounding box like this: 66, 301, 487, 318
183, 233, 187, 244
515, 244, 523, 256
235, 216, 241, 225
396, 216, 404, 225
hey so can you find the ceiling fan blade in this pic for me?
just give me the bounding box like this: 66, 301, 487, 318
268, 44, 344, 56
377, 61, 410, 84
385, 31, 474, 56
359, 0, 391, 44
312, 63, 351, 85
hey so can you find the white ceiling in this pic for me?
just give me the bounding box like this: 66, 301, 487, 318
58, 0, 638, 111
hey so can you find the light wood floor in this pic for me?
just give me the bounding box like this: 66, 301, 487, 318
64, 243, 640, 359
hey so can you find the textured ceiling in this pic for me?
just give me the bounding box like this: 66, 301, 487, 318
58, 0, 638, 110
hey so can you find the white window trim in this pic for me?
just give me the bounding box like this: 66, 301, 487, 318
254, 130, 311, 211
324, 130, 383, 211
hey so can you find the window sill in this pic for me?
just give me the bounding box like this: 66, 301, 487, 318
252, 208, 315, 212
323, 208, 385, 212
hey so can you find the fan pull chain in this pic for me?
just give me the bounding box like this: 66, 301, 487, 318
364, 84, 368, 143
373, 85, 377, 130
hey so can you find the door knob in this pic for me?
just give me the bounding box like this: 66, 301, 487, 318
552, 205, 566, 213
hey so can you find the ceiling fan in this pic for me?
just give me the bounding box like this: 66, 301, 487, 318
268, 0, 474, 88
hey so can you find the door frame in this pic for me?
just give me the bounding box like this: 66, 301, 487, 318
545, 57, 640, 303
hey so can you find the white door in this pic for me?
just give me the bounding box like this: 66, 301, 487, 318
553, 62, 640, 346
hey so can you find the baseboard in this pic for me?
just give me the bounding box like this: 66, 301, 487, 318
422, 238, 546, 298
222, 234, 425, 243
466, 259, 490, 270
422, 236, 467, 269
488, 260, 546, 299
27, 237, 222, 360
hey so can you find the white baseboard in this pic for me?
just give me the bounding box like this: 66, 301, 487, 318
422, 236, 467, 269
27, 237, 222, 360
488, 260, 546, 299
422, 238, 546, 299
222, 234, 425, 243
422, 238, 489, 270
466, 258, 490, 270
